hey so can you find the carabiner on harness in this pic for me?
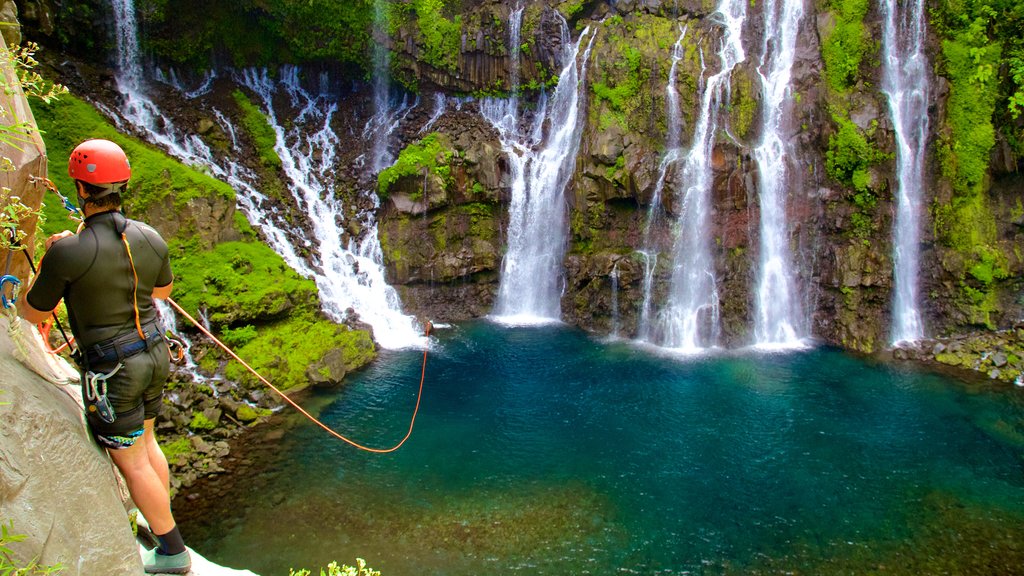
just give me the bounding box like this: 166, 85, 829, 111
0, 275, 19, 309
85, 362, 123, 424
164, 331, 187, 365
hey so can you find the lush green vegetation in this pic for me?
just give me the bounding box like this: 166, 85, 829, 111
133, 0, 374, 69
30, 89, 376, 389
929, 0, 1024, 326
410, 0, 463, 72
232, 90, 282, 170
376, 133, 453, 197
169, 241, 320, 327
30, 94, 234, 228
223, 310, 376, 390
820, 0, 871, 93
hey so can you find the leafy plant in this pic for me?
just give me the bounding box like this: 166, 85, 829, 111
0, 520, 63, 576
289, 558, 380, 576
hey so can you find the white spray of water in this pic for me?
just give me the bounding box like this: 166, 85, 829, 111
660, 0, 747, 352
238, 68, 423, 349
882, 0, 929, 345
753, 0, 805, 349
109, 0, 421, 349
638, 25, 688, 342
482, 17, 597, 324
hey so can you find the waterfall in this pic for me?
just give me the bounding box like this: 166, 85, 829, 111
482, 17, 597, 324
238, 68, 423, 349
420, 93, 446, 133
509, 4, 525, 93
370, 0, 395, 173
638, 26, 688, 342
155, 300, 209, 385
658, 0, 746, 352
108, 0, 422, 350
752, 0, 805, 348
881, 0, 929, 345
610, 261, 621, 338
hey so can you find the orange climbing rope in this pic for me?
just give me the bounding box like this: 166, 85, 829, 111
167, 297, 429, 454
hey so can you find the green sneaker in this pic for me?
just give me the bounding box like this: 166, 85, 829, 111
140, 547, 191, 574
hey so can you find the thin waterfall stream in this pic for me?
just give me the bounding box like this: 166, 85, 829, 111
752, 0, 805, 348
658, 0, 747, 351
638, 25, 688, 343
483, 17, 598, 323
882, 0, 930, 345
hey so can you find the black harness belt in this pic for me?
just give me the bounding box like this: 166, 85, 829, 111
82, 321, 163, 367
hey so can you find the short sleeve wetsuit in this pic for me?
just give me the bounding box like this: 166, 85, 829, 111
27, 210, 174, 448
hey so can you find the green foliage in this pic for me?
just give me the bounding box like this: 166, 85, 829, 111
820, 0, 871, 92
0, 520, 62, 576
931, 0, 1024, 188
232, 90, 282, 170
590, 26, 647, 131
189, 412, 217, 431
825, 115, 884, 191
29, 94, 234, 234
376, 133, 453, 197
290, 558, 380, 576
135, 0, 374, 69
170, 241, 319, 328
412, 0, 462, 72
223, 311, 376, 390
937, 42, 1000, 199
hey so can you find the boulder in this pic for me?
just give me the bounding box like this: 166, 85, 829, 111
0, 321, 141, 575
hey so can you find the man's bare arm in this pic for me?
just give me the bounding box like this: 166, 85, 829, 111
153, 281, 173, 300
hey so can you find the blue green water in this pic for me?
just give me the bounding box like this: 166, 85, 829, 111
182, 321, 1024, 575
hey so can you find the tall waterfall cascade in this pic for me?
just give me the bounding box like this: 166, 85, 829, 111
108, 0, 422, 350
657, 0, 747, 352
482, 16, 597, 324
752, 0, 806, 348
882, 0, 929, 345
638, 26, 688, 342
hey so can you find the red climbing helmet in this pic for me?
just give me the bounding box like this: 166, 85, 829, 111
68, 139, 131, 185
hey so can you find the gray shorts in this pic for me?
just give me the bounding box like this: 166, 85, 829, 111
81, 341, 170, 449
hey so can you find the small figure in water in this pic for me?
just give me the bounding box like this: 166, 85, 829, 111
18, 139, 191, 574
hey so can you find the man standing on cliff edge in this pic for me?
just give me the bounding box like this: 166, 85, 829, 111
17, 139, 191, 574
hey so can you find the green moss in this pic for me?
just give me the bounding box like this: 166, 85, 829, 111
30, 94, 234, 236
170, 241, 320, 328
189, 412, 217, 431
458, 202, 498, 240
159, 436, 193, 461
235, 405, 259, 422
232, 89, 283, 170
377, 133, 454, 197
730, 71, 757, 139
820, 0, 871, 92
223, 312, 376, 390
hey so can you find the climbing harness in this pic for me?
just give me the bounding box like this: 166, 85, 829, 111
167, 297, 431, 454
84, 362, 123, 424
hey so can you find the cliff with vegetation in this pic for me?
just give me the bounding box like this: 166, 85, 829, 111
10, 0, 1024, 384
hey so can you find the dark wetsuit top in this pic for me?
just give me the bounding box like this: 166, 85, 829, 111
26, 211, 173, 349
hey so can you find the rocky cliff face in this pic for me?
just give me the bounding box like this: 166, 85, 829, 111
15, 0, 1023, 378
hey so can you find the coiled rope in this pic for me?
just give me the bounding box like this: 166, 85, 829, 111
167, 297, 428, 454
